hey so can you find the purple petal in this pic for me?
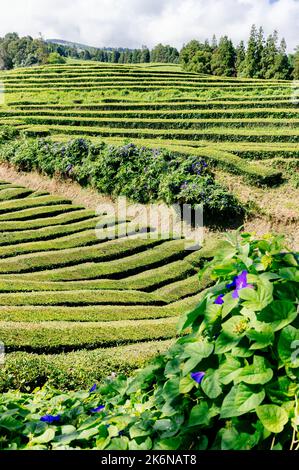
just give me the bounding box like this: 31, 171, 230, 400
40, 414, 61, 423
226, 276, 237, 289
232, 289, 239, 299
190, 371, 205, 384
214, 294, 224, 305
89, 383, 97, 393
235, 270, 248, 290
90, 405, 105, 413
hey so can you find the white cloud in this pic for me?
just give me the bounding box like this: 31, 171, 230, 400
0, 0, 297, 51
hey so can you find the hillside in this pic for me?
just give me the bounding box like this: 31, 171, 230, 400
0, 62, 298, 390
0, 177, 222, 390
0, 61, 298, 242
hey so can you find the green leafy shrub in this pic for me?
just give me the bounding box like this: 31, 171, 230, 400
0, 133, 243, 219
0, 232, 298, 450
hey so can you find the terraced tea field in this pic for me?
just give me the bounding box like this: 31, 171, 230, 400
0, 180, 220, 390
0, 62, 298, 187
0, 61, 298, 389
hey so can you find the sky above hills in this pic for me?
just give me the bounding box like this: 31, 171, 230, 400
0, 0, 298, 51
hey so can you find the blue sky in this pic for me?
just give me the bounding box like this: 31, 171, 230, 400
0, 0, 298, 51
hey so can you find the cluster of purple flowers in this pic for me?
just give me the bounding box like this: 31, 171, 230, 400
214, 270, 253, 305
39, 383, 104, 424
191, 160, 208, 175
189, 271, 254, 386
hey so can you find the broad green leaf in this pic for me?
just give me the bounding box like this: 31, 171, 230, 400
247, 324, 274, 350
256, 405, 288, 433
188, 402, 210, 427
220, 384, 265, 418
154, 437, 181, 450
129, 424, 151, 439
218, 356, 242, 385
162, 377, 180, 401
239, 278, 273, 311
179, 375, 195, 394
128, 437, 152, 450
201, 369, 222, 398
153, 419, 173, 432
278, 325, 299, 368
181, 341, 213, 375
106, 436, 129, 450
215, 331, 240, 354
54, 431, 79, 445
258, 300, 297, 332
0, 415, 23, 431
235, 356, 273, 385
177, 298, 207, 332
279, 267, 299, 282
221, 294, 239, 319
31, 428, 55, 444
221, 427, 260, 450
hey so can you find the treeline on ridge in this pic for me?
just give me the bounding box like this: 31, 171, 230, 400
0, 26, 298, 79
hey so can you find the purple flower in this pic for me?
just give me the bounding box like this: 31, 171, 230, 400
40, 414, 61, 424
190, 371, 205, 384
90, 405, 105, 413
227, 270, 253, 299
226, 277, 237, 289
214, 294, 224, 305
89, 383, 97, 393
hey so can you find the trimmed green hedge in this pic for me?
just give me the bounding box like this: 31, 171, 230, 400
0, 316, 178, 353
0, 339, 173, 392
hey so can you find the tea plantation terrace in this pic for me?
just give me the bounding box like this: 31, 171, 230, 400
0, 180, 220, 390
0, 62, 297, 186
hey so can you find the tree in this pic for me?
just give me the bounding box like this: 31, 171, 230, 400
270, 39, 292, 79
261, 31, 279, 78
111, 50, 120, 63
211, 36, 236, 76
180, 40, 202, 68
211, 34, 217, 51
236, 41, 246, 76
151, 43, 179, 63
188, 50, 212, 74
255, 27, 265, 77
244, 24, 258, 77
141, 47, 150, 63
46, 52, 66, 64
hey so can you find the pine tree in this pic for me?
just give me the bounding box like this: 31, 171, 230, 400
262, 31, 279, 78
244, 24, 258, 77
211, 34, 217, 51
270, 39, 292, 79
141, 47, 150, 63
256, 27, 265, 77
211, 36, 236, 77
236, 41, 246, 76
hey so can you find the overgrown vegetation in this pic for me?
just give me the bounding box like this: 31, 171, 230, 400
0, 232, 298, 450
0, 129, 243, 218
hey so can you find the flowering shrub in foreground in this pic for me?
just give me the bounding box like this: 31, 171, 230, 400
0, 232, 298, 450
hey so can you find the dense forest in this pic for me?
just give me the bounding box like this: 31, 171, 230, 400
0, 27, 298, 79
